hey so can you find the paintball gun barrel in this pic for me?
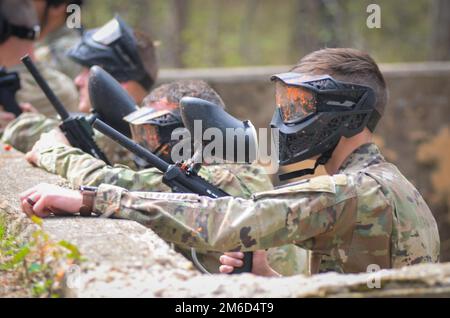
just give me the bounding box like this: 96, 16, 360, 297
0, 67, 22, 117
92, 118, 252, 274
21, 55, 110, 164
93, 118, 229, 198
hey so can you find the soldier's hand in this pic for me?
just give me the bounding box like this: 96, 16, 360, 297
26, 128, 69, 165
19, 102, 38, 113
219, 250, 281, 277
20, 183, 83, 218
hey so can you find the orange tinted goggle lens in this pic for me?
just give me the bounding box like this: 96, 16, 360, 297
131, 124, 161, 153
275, 82, 317, 123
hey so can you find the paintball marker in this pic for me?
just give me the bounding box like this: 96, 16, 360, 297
180, 96, 258, 164
88, 67, 252, 274
0, 67, 22, 117
180, 96, 256, 275
89, 66, 137, 138
21, 55, 110, 164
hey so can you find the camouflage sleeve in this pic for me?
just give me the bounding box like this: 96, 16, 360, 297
37, 144, 171, 191
1, 113, 59, 153
93, 131, 137, 168
93, 174, 358, 253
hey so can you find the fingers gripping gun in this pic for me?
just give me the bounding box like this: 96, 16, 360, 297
0, 67, 22, 117
21, 55, 110, 164
88, 66, 252, 274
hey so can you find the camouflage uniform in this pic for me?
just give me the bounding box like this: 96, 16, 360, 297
35, 26, 82, 79
9, 62, 79, 117
34, 142, 308, 275
1, 113, 58, 153
1, 113, 135, 167
93, 143, 440, 274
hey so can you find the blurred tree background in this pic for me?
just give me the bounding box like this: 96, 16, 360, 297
82, 0, 450, 68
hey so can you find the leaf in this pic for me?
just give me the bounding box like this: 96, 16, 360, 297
30, 215, 43, 226
28, 262, 42, 273
58, 241, 81, 260
32, 282, 47, 297
0, 262, 14, 270
11, 245, 30, 265
0, 223, 5, 240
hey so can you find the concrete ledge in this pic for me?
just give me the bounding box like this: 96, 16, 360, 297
2, 146, 450, 297
0, 146, 199, 298
158, 62, 450, 83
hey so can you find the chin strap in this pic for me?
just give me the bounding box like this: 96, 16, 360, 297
278, 143, 338, 182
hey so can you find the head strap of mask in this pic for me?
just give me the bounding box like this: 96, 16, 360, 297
0, 13, 40, 44
271, 72, 378, 181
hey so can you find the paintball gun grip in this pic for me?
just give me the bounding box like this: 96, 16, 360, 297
21, 55, 69, 120
232, 252, 253, 274
21, 55, 109, 164
0, 68, 22, 117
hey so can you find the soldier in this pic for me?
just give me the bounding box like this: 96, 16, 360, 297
24, 79, 308, 275
33, 0, 84, 79
20, 48, 440, 275
2, 15, 158, 164
0, 0, 78, 131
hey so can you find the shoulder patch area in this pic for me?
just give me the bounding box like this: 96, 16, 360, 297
253, 175, 341, 199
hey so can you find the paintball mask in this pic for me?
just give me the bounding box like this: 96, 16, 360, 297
270, 72, 378, 180
68, 15, 153, 89
0, 13, 40, 44
124, 107, 184, 164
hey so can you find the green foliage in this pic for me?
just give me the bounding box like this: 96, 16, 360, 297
58, 240, 82, 260
0, 215, 84, 298
81, 0, 439, 68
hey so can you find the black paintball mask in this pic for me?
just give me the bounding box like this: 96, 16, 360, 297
0, 13, 40, 44
270, 72, 379, 181
68, 15, 153, 90
124, 107, 184, 165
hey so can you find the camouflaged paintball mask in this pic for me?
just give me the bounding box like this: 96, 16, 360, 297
270, 72, 378, 179
124, 106, 184, 164
68, 15, 153, 89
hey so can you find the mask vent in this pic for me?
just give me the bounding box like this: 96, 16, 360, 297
152, 113, 181, 126
287, 131, 315, 154
347, 113, 367, 130
306, 78, 337, 90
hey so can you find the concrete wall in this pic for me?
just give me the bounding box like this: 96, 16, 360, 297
159, 62, 450, 261
2, 146, 450, 297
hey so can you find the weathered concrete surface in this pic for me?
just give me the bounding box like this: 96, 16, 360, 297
159, 62, 450, 261
2, 146, 450, 297
0, 146, 199, 298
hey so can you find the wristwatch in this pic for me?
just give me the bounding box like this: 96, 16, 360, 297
78, 186, 97, 217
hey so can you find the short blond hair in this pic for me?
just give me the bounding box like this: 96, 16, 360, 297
291, 48, 388, 120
